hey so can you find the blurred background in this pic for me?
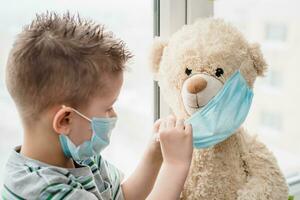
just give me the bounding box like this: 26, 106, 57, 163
0, 0, 299, 197
214, 0, 300, 196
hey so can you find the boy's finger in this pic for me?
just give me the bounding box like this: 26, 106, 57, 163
158, 120, 167, 132
153, 133, 160, 142
184, 123, 193, 136
167, 115, 176, 128
175, 119, 185, 129
153, 119, 163, 133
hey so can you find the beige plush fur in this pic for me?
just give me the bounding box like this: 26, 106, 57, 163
150, 18, 288, 200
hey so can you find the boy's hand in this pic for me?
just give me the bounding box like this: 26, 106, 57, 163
157, 115, 193, 168
144, 118, 163, 162
145, 115, 193, 200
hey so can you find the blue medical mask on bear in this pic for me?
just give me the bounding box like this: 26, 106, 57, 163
185, 70, 253, 149
59, 107, 117, 161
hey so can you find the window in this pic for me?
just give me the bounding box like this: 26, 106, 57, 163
215, 0, 300, 197
265, 23, 287, 42
259, 69, 283, 92
0, 0, 153, 185
259, 110, 283, 134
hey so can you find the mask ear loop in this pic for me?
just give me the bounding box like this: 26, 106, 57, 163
62, 105, 92, 122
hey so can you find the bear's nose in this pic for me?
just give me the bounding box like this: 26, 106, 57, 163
186, 76, 207, 94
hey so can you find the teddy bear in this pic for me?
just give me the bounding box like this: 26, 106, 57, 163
149, 18, 289, 200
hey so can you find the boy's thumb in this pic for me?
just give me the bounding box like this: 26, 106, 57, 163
153, 119, 163, 133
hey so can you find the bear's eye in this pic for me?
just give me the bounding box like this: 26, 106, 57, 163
185, 68, 192, 76
215, 68, 224, 77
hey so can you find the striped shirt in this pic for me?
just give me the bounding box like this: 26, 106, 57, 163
2, 146, 125, 200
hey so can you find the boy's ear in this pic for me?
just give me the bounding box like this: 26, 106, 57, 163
249, 43, 268, 76
53, 106, 73, 135
149, 37, 168, 80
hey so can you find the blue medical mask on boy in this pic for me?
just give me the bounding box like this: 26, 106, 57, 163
59, 107, 117, 161
185, 70, 253, 149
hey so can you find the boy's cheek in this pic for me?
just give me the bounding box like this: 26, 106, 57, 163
68, 122, 92, 145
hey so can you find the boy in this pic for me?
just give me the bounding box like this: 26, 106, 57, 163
2, 12, 193, 199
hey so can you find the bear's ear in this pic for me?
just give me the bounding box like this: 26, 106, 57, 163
249, 43, 268, 76
149, 37, 168, 75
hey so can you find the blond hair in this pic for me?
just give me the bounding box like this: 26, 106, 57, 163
5, 12, 132, 121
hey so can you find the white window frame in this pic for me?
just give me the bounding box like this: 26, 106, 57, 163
153, 0, 213, 120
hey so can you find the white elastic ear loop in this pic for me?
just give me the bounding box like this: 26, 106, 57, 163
62, 105, 92, 122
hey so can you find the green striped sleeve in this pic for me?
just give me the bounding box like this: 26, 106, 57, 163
2, 185, 26, 200
39, 182, 98, 200
39, 183, 73, 200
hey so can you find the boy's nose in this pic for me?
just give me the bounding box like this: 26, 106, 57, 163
186, 76, 207, 94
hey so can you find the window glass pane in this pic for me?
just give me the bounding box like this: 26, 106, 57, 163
215, 0, 300, 180
0, 0, 154, 185
265, 23, 287, 42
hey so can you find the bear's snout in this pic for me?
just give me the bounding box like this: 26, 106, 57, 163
181, 73, 223, 115
186, 76, 207, 94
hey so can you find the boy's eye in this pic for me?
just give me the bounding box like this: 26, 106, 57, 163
215, 68, 224, 77
185, 68, 192, 76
